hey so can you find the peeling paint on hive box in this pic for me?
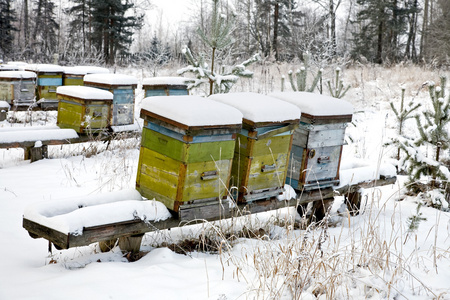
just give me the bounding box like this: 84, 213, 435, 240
84, 74, 137, 126
56, 86, 113, 134
270, 92, 354, 191
0, 71, 36, 106
136, 96, 243, 218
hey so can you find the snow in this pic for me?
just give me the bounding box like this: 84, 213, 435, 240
0, 66, 449, 300
64, 66, 110, 75
141, 95, 244, 127
270, 91, 354, 116
23, 189, 171, 235
56, 86, 113, 100
0, 101, 10, 109
142, 76, 190, 86
0, 128, 78, 143
84, 73, 138, 86
110, 123, 140, 133
26, 64, 64, 73
337, 159, 397, 188
209, 92, 301, 123
0, 71, 37, 79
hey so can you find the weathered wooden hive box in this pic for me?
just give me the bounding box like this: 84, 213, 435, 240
136, 96, 243, 220
84, 73, 137, 126
63, 66, 110, 86
25, 64, 64, 109
62, 67, 86, 86
142, 77, 189, 97
270, 92, 353, 191
0, 71, 36, 107
56, 86, 113, 134
209, 92, 301, 203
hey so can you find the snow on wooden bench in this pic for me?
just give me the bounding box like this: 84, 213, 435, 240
0, 126, 79, 161
22, 189, 172, 253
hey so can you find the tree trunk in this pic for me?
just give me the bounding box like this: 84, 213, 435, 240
273, 3, 279, 61
420, 0, 429, 59
329, 0, 337, 56
209, 47, 216, 95
376, 20, 384, 64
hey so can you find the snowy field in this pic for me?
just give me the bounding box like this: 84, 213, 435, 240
0, 63, 449, 299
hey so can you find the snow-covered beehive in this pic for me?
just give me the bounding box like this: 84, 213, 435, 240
137, 95, 243, 220
0, 71, 36, 107
209, 92, 301, 202
25, 64, 64, 109
270, 92, 353, 191
142, 76, 190, 97
57, 86, 113, 133
62, 66, 110, 86
83, 73, 137, 126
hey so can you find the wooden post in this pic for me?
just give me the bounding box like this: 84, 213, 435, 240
99, 239, 117, 252
310, 198, 334, 222
118, 234, 144, 253
344, 188, 362, 216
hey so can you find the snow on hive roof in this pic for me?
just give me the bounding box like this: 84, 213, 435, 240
0, 71, 36, 79
141, 95, 243, 127
269, 92, 353, 116
84, 73, 137, 85
23, 189, 171, 235
26, 64, 64, 73
209, 92, 301, 123
62, 66, 88, 75
142, 76, 189, 86
73, 66, 110, 74
57, 86, 113, 100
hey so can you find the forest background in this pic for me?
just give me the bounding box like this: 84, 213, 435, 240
0, 0, 449, 68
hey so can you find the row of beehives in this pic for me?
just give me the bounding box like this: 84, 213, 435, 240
135, 92, 354, 220
0, 63, 189, 112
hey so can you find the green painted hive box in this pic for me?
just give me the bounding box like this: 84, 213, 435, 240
136, 95, 243, 220
63, 66, 110, 86
0, 71, 36, 107
62, 67, 86, 86
56, 86, 113, 134
84, 73, 137, 126
210, 92, 301, 203
26, 64, 64, 109
270, 92, 353, 191
142, 77, 190, 97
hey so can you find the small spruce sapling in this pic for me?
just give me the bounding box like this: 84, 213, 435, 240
413, 76, 450, 186
177, 0, 260, 95
389, 87, 421, 162
326, 67, 351, 99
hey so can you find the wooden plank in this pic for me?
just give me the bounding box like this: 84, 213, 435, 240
22, 218, 69, 249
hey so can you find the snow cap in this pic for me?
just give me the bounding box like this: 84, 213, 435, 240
57, 86, 113, 100
26, 64, 64, 73
84, 73, 137, 86
141, 95, 243, 127
209, 92, 301, 123
143, 76, 189, 86
269, 92, 353, 116
0, 71, 37, 79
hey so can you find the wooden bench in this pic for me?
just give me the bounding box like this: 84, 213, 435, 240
23, 171, 396, 254
0, 126, 140, 162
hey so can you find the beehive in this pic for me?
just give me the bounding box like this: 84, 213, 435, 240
84, 74, 137, 126
142, 77, 189, 97
270, 92, 353, 191
56, 86, 112, 134
26, 64, 64, 109
209, 92, 301, 203
63, 66, 110, 86
136, 96, 243, 220
0, 71, 36, 107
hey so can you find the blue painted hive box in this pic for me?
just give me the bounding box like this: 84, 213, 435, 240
270, 92, 353, 191
26, 64, 64, 109
137, 96, 243, 220
210, 92, 300, 203
84, 74, 137, 126
142, 77, 190, 97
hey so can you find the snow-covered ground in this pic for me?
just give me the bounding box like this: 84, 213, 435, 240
0, 64, 449, 299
